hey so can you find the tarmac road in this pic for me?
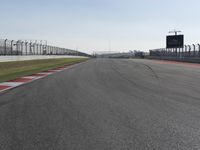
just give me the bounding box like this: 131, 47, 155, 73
0, 58, 200, 150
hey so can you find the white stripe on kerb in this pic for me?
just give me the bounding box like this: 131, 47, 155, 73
0, 82, 24, 87
36, 73, 52, 75
22, 76, 38, 79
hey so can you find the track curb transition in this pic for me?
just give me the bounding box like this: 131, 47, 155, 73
0, 62, 84, 93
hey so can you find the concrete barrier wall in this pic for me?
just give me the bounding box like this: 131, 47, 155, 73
147, 56, 200, 63
0, 55, 87, 62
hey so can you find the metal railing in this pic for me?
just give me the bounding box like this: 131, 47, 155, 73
0, 39, 89, 57
149, 44, 200, 58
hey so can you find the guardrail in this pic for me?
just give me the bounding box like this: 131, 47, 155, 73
0, 39, 89, 57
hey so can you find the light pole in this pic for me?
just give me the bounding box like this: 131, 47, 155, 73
188, 45, 191, 57
11, 40, 14, 55
198, 44, 200, 57
29, 41, 33, 55
33, 40, 37, 55
40, 40, 43, 55
35, 41, 39, 55
44, 40, 47, 55
192, 44, 195, 57
4, 39, 8, 55
16, 40, 20, 55
25, 41, 28, 55
21, 41, 24, 55
184, 45, 187, 57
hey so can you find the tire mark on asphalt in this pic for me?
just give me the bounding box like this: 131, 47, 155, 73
109, 59, 160, 92
109, 59, 179, 118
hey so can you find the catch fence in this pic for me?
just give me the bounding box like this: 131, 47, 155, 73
150, 44, 200, 58
0, 39, 89, 56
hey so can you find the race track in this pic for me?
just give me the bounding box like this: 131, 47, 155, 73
0, 59, 200, 150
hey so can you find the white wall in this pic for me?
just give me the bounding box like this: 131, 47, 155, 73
0, 55, 87, 62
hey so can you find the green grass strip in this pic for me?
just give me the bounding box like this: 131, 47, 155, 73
0, 58, 88, 83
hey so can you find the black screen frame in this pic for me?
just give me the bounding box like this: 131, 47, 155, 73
166, 35, 184, 48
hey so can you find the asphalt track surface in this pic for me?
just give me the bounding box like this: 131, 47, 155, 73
0, 59, 200, 150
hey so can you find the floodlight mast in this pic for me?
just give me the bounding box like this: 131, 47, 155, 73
169, 30, 182, 35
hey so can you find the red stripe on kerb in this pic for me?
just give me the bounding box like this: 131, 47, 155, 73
9, 78, 33, 82
42, 70, 57, 73
0, 85, 11, 90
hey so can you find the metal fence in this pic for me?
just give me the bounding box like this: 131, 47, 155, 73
149, 44, 200, 58
0, 39, 89, 57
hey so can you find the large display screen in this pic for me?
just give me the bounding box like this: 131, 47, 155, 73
166, 35, 184, 48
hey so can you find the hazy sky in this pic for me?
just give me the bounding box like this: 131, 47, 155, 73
1, 0, 200, 54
